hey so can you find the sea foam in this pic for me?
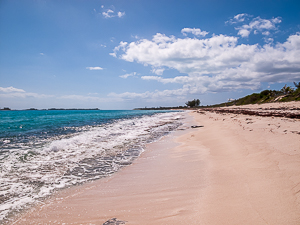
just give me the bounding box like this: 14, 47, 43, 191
0, 111, 184, 223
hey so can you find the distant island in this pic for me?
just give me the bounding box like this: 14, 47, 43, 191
0, 107, 11, 111
47, 108, 100, 111
0, 108, 100, 111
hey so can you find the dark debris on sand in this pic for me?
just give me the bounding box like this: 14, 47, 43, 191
198, 107, 300, 119
103, 218, 127, 225
191, 125, 204, 128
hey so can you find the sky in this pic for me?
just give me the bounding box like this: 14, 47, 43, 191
1, 0, 300, 110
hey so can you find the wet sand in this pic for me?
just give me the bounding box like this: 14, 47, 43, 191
12, 102, 300, 225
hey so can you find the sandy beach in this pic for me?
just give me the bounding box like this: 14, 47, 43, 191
12, 102, 300, 225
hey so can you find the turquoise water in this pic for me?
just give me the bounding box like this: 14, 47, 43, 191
1, 110, 166, 140
0, 110, 184, 223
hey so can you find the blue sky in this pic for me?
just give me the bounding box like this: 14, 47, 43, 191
1, 0, 300, 109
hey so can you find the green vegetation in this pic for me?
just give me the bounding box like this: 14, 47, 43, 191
209, 82, 300, 107
134, 99, 200, 110
0, 107, 11, 110
185, 99, 200, 107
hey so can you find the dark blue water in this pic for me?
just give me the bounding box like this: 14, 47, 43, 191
0, 110, 184, 223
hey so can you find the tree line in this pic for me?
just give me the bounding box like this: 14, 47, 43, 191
185, 99, 200, 107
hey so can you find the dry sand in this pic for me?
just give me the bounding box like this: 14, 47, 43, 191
12, 102, 300, 225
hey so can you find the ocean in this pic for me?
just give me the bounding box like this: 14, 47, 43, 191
0, 109, 184, 223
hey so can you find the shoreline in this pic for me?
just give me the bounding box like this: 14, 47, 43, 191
1, 110, 183, 223
11, 102, 300, 224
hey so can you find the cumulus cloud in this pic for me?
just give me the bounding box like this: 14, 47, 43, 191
181, 28, 209, 37
86, 66, 103, 70
111, 31, 300, 97
110, 41, 127, 57
238, 29, 251, 38
235, 16, 281, 38
226, 13, 250, 24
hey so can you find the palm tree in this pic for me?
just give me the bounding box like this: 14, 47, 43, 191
281, 84, 294, 94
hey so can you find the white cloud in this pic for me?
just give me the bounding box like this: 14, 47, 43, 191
0, 86, 25, 93
86, 66, 103, 70
141, 76, 161, 81
151, 68, 165, 75
226, 13, 250, 24
111, 31, 300, 97
117, 11, 125, 18
152, 33, 176, 43
110, 41, 128, 57
102, 8, 125, 18
248, 18, 274, 30
264, 37, 274, 44
0, 86, 53, 98
0, 86, 113, 107
115, 33, 243, 71
0, 87, 132, 109
131, 35, 140, 39
181, 28, 209, 37
262, 31, 270, 36
235, 16, 281, 38
237, 29, 250, 38
102, 9, 114, 18
234, 13, 248, 22
141, 75, 193, 84
119, 72, 137, 79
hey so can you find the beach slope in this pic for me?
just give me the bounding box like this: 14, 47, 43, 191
12, 102, 300, 225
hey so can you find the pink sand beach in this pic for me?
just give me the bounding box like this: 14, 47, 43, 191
12, 102, 300, 225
